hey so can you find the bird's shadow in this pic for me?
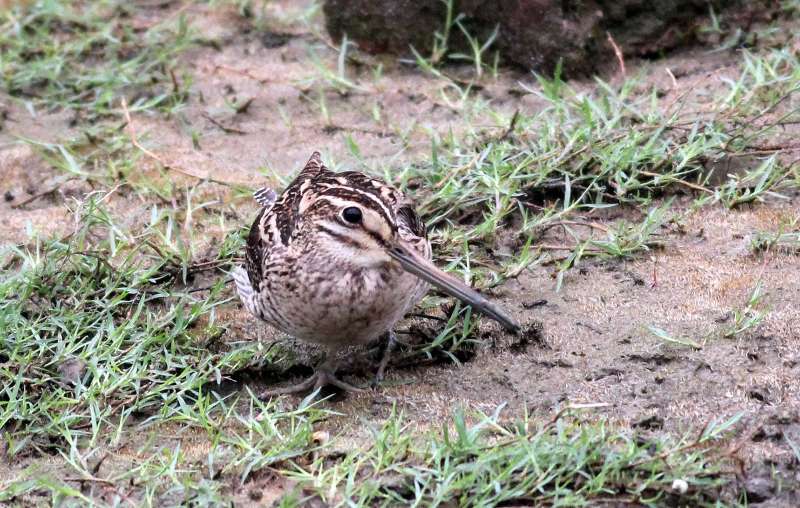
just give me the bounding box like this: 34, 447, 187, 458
202, 317, 544, 400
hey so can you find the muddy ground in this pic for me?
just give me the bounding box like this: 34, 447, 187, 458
1, 1, 799, 505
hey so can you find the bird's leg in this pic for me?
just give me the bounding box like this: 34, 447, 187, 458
372, 330, 398, 388
257, 375, 318, 398
314, 351, 365, 393
258, 348, 364, 400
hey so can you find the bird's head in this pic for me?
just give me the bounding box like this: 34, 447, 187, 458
291, 153, 519, 333
302, 187, 399, 268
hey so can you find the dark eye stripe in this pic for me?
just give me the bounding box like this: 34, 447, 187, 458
317, 186, 395, 228
364, 229, 388, 248
316, 224, 363, 249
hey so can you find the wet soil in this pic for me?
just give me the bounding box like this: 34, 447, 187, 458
1, 1, 799, 505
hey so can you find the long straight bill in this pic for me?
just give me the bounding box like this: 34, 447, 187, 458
388, 244, 521, 333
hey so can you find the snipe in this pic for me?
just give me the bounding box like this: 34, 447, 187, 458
233, 152, 519, 397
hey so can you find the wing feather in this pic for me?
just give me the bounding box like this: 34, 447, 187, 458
253, 187, 277, 208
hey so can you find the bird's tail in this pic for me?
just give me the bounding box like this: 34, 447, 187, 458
231, 266, 258, 316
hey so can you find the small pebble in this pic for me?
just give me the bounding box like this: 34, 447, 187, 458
671, 479, 688, 494
3, 191, 13, 202
312, 430, 330, 445
57, 357, 87, 385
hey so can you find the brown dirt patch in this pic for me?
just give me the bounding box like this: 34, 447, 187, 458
2, 1, 800, 505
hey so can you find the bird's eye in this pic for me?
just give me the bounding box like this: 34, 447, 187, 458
341, 206, 362, 224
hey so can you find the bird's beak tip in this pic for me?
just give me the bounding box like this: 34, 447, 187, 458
388, 242, 522, 335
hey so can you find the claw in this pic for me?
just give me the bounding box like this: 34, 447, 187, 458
258, 368, 364, 399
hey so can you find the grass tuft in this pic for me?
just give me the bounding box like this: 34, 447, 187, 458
286, 406, 744, 506
0, 0, 194, 117
0, 197, 258, 455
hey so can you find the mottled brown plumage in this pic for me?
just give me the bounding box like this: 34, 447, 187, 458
233, 152, 518, 397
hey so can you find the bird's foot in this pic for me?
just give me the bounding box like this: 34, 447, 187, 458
258, 369, 365, 399
371, 330, 399, 389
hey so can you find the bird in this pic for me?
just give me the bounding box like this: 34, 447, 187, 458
232, 152, 520, 398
